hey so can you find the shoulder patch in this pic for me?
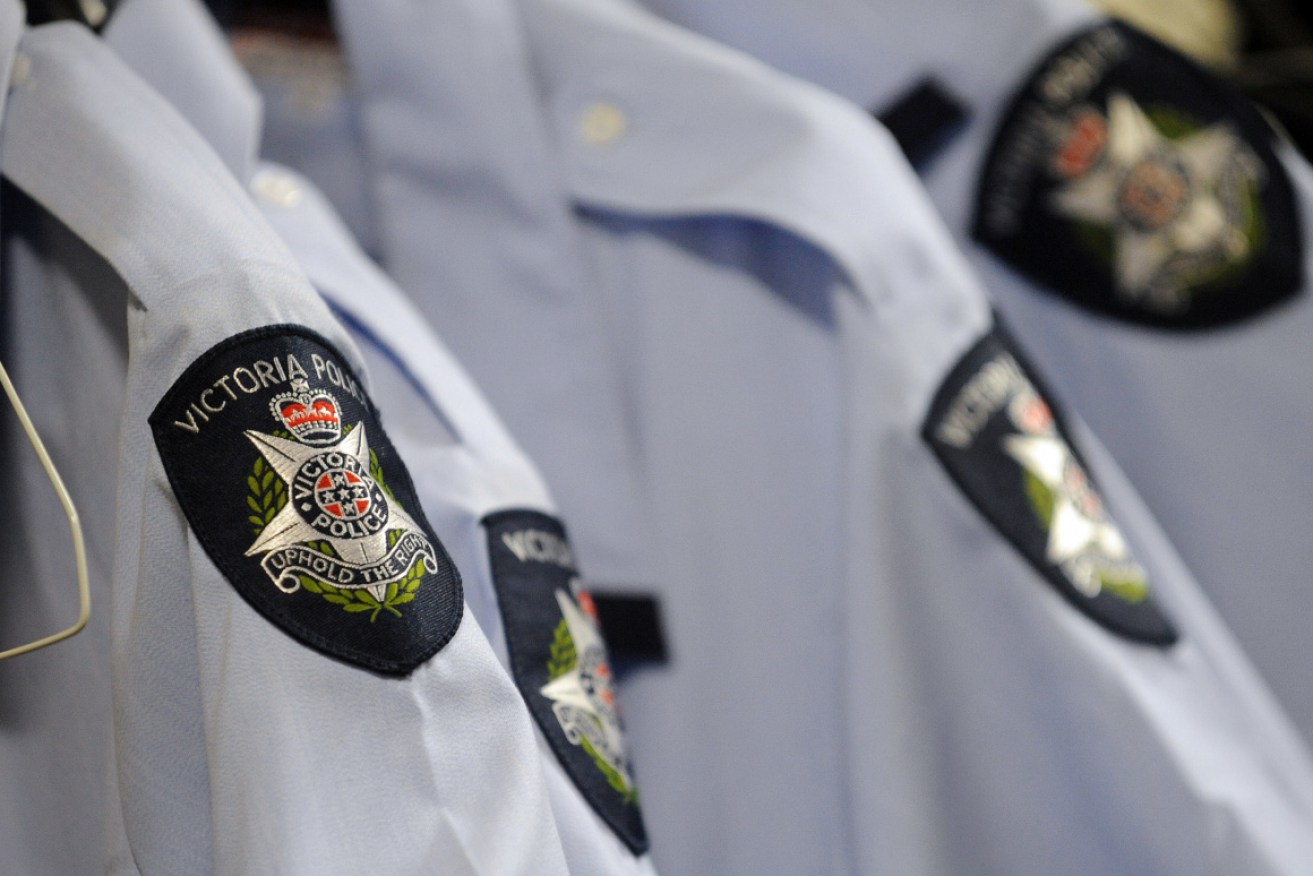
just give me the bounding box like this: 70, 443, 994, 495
923, 326, 1177, 645
973, 21, 1302, 328
150, 326, 463, 676
483, 510, 649, 855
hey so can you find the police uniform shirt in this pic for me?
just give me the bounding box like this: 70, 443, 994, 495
637, 0, 1313, 755
327, 0, 660, 613
104, 1, 657, 869
317, 0, 1313, 871
250, 164, 658, 873
0, 14, 570, 875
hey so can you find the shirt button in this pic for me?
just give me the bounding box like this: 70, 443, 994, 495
251, 169, 303, 208
579, 101, 628, 147
10, 53, 30, 88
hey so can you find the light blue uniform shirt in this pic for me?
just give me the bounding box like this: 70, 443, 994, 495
251, 163, 659, 875
0, 9, 569, 874
327, 0, 659, 607
106, 1, 656, 870
638, 0, 1313, 761
280, 0, 1313, 871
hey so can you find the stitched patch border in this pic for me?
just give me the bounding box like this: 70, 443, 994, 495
923, 325, 1178, 645
483, 509, 649, 854
974, 21, 1302, 328
150, 325, 463, 676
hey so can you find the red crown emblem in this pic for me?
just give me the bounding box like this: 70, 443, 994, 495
1052, 109, 1108, 180
269, 378, 341, 445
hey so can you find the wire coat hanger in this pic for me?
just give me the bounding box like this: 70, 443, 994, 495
0, 357, 90, 659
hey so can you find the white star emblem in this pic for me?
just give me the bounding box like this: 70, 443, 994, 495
540, 588, 633, 788
1003, 433, 1139, 597
245, 423, 423, 567
1051, 92, 1257, 307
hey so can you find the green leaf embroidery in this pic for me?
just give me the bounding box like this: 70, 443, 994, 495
1100, 571, 1150, 604
370, 450, 397, 501
1022, 470, 1056, 528
1018, 459, 1152, 605
308, 540, 336, 558
547, 619, 577, 680
1146, 104, 1201, 142
546, 618, 637, 804
581, 735, 639, 806
405, 559, 425, 585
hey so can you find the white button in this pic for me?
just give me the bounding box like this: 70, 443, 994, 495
251, 170, 303, 208
10, 53, 30, 88
81, 0, 109, 28
579, 102, 628, 147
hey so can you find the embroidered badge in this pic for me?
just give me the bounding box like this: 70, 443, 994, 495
483, 510, 648, 855
150, 326, 462, 675
974, 22, 1302, 327
924, 327, 1177, 645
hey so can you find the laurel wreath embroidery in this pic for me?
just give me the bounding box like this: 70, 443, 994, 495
247, 443, 424, 622
1022, 471, 1149, 605
546, 619, 577, 680
1095, 570, 1148, 604
584, 736, 639, 806
246, 455, 287, 533
546, 617, 640, 806
1022, 470, 1056, 528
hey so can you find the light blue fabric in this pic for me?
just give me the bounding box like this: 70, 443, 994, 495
331, 0, 659, 601
235, 29, 381, 258
315, 0, 1313, 871
251, 162, 660, 875
0, 11, 568, 874
0, 9, 117, 874
640, 0, 1313, 785
106, 2, 656, 869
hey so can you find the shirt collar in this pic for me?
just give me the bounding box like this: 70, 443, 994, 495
104, 0, 262, 184
334, 0, 571, 253
519, 0, 984, 305
2, 19, 348, 362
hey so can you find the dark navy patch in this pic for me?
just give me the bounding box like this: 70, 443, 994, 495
924, 327, 1178, 645
150, 326, 463, 676
483, 510, 649, 855
974, 22, 1302, 328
